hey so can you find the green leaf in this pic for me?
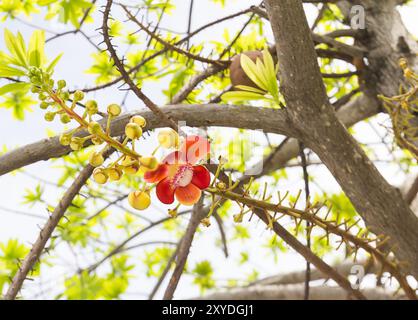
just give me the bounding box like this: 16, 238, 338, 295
234, 85, 266, 95
221, 90, 267, 103
0, 65, 26, 77
4, 29, 27, 67
28, 30, 45, 67
46, 53, 63, 73
240, 53, 268, 91
262, 49, 277, 90
0, 82, 30, 95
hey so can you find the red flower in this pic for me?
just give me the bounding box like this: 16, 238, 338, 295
144, 135, 211, 205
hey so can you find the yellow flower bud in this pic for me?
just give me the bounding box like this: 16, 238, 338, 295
233, 213, 243, 223
124, 165, 139, 175
401, 100, 409, 110
168, 208, 178, 218
404, 68, 414, 79
89, 152, 104, 167
157, 128, 179, 148
88, 121, 103, 135
201, 217, 211, 227
139, 156, 158, 170
399, 58, 408, 69
107, 167, 123, 181
128, 191, 151, 210
59, 133, 72, 146
130, 115, 146, 127
121, 156, 137, 166
70, 137, 84, 151
107, 103, 121, 117
93, 168, 108, 184
122, 156, 139, 175
125, 122, 142, 140
91, 136, 103, 145
216, 182, 227, 191
85, 100, 98, 115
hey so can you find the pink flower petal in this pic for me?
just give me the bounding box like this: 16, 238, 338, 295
144, 164, 168, 183
191, 165, 211, 189
175, 183, 202, 206
156, 177, 175, 204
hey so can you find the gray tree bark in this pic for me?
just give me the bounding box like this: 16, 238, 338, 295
197, 284, 403, 300
264, 0, 418, 278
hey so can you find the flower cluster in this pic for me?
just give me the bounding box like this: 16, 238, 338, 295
28, 67, 211, 212
145, 135, 211, 206
379, 58, 418, 159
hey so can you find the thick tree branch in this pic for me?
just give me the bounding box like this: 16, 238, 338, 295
163, 198, 206, 300
197, 284, 403, 300
0, 104, 294, 177
213, 172, 367, 300
244, 93, 380, 179
249, 259, 375, 287
264, 0, 418, 278
103, 0, 179, 131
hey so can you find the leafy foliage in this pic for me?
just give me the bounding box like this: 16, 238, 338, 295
0, 239, 38, 294
222, 49, 281, 106
0, 29, 62, 119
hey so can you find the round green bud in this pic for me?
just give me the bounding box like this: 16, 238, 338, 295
85, 100, 98, 115
39, 102, 49, 110
73, 90, 84, 101
107, 104, 121, 117
28, 66, 38, 75
38, 93, 48, 101
44, 112, 55, 122
30, 76, 41, 85
60, 113, 71, 124
61, 91, 70, 100
57, 80, 67, 89
88, 121, 103, 135
31, 86, 40, 93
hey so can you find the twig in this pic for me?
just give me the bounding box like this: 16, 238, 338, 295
102, 0, 180, 131
84, 210, 191, 273
123, 6, 228, 67
213, 212, 229, 258
299, 141, 311, 300
213, 172, 367, 300
148, 242, 180, 300
163, 197, 206, 300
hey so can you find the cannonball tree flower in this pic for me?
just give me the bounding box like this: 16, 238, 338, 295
144, 135, 211, 205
